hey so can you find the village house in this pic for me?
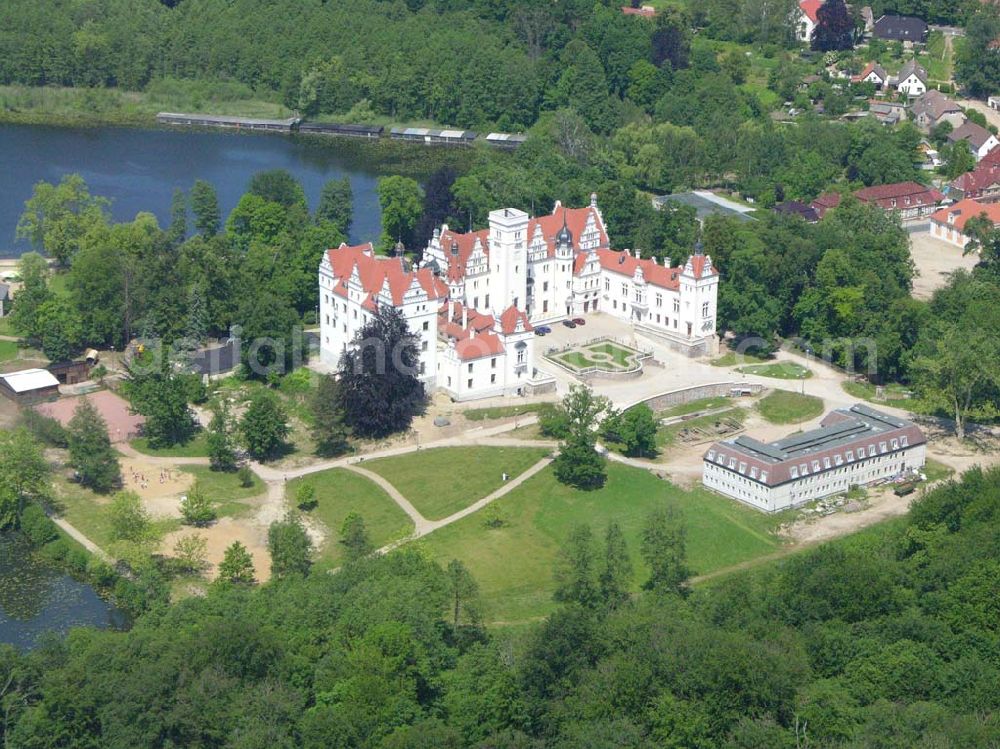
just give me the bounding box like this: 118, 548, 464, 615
912, 90, 966, 132
319, 198, 720, 401
852, 62, 888, 89
796, 0, 822, 43
873, 14, 929, 44
0, 282, 9, 317
948, 151, 1000, 203
703, 404, 927, 512
947, 121, 1000, 162
773, 201, 820, 223
621, 4, 656, 17
895, 59, 928, 96
929, 198, 1000, 248
868, 99, 907, 125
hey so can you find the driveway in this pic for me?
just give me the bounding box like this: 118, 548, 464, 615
909, 230, 979, 300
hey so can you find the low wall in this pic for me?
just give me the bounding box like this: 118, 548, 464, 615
626, 381, 765, 413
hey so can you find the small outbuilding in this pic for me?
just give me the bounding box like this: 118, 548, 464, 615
0, 282, 9, 317
0, 368, 60, 405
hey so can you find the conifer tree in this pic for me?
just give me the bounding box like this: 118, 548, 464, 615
67, 399, 120, 493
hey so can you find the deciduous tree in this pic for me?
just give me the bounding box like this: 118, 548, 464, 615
641, 505, 690, 595
217, 540, 256, 584
268, 511, 313, 577
240, 389, 290, 460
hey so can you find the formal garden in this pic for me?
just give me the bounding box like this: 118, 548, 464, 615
546, 338, 650, 374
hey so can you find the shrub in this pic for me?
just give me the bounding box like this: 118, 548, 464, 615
87, 558, 117, 587
19, 409, 68, 447
19, 503, 58, 546
180, 486, 216, 526
66, 548, 90, 574
237, 466, 254, 488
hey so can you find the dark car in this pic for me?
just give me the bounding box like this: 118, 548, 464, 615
572, 318, 586, 326
534, 325, 552, 336
562, 319, 577, 328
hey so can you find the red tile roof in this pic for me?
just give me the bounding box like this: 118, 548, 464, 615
595, 248, 710, 287
853, 181, 944, 211
950, 164, 1000, 196
621, 5, 656, 16
799, 0, 822, 23
325, 242, 446, 307
437, 203, 608, 282
436, 301, 512, 361
929, 198, 1000, 231
498, 304, 533, 334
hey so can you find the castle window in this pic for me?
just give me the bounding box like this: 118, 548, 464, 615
491, 374, 496, 384
673, 299, 680, 313
900, 435, 908, 447
467, 378, 473, 389
790, 466, 799, 479
421, 341, 428, 352
423, 321, 429, 331
605, 278, 610, 291
702, 302, 710, 318
656, 293, 663, 307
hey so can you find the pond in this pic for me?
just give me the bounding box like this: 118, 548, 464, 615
0, 534, 127, 651
0, 122, 385, 257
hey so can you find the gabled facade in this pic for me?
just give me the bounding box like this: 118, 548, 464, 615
949, 162, 1000, 204
796, 0, 822, 42
852, 62, 888, 88
929, 198, 1000, 248
912, 90, 965, 132
895, 59, 928, 96
947, 121, 1000, 162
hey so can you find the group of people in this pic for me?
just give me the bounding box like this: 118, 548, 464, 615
125, 466, 175, 492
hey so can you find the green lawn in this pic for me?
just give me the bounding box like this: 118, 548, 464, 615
756, 390, 825, 424
463, 403, 546, 421
287, 468, 413, 569
923, 458, 954, 484
0, 340, 18, 362
920, 31, 953, 83
588, 342, 639, 367
180, 465, 265, 518
363, 446, 550, 520
131, 432, 210, 458
0, 317, 12, 336
418, 463, 787, 623
737, 362, 812, 380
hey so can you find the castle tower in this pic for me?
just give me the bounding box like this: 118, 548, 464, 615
487, 207, 530, 314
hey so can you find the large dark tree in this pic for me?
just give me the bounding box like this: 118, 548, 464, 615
336, 305, 426, 439
310, 374, 350, 456
67, 399, 120, 493
811, 0, 855, 51
414, 167, 458, 249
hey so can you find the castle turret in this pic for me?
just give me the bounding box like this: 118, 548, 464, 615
487, 207, 530, 314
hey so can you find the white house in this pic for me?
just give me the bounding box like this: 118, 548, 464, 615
703, 404, 927, 512
796, 0, 822, 43
929, 198, 1000, 248
895, 60, 928, 96
319, 196, 721, 402
852, 61, 888, 88
948, 120, 1000, 162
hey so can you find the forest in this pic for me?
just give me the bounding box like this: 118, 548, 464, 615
0, 465, 996, 747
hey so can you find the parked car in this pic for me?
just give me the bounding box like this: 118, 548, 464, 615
534, 326, 550, 336
572, 318, 586, 326
561, 319, 577, 328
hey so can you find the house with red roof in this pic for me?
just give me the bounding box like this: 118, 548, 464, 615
852, 62, 888, 88
853, 181, 944, 220
621, 4, 656, 17
796, 0, 823, 42
930, 198, 1000, 248
949, 162, 1000, 204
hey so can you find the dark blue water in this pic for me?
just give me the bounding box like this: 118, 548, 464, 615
0, 123, 383, 257
0, 534, 127, 650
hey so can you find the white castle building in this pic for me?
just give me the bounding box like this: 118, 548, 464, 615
319, 196, 719, 401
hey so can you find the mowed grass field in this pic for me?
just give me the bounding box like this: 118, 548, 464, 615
287, 468, 413, 569
756, 390, 825, 424
737, 362, 812, 380
418, 463, 787, 623
181, 465, 266, 519
131, 432, 210, 458
0, 340, 18, 362
362, 446, 551, 520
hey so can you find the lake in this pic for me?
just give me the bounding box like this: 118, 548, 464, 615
0, 534, 127, 650
0, 123, 384, 258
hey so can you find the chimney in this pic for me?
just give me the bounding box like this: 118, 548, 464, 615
448, 299, 455, 321
462, 304, 468, 329
664, 257, 671, 268
635, 248, 641, 260
624, 248, 632, 257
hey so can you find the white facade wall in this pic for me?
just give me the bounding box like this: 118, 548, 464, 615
898, 74, 926, 96
703, 443, 927, 512
488, 208, 529, 315
436, 330, 535, 401
930, 219, 971, 248
318, 260, 438, 383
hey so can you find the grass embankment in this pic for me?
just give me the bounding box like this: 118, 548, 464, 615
287, 468, 413, 569
756, 390, 825, 424
131, 433, 210, 458
0, 317, 13, 336
711, 350, 772, 367
0, 81, 293, 127
737, 362, 812, 380
418, 463, 788, 623
841, 380, 914, 404
363, 446, 551, 520
463, 403, 546, 421
658, 396, 732, 418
